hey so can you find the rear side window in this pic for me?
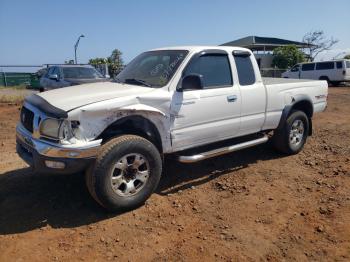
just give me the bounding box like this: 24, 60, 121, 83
316, 62, 335, 70
185, 54, 233, 88
234, 56, 256, 85
336, 61, 343, 69
347, 61, 350, 68
301, 63, 315, 71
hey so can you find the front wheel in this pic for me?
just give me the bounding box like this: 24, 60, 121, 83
86, 135, 162, 211
272, 110, 309, 155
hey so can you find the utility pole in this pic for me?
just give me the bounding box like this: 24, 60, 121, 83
74, 34, 85, 64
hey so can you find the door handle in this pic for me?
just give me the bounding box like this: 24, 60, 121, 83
227, 95, 238, 102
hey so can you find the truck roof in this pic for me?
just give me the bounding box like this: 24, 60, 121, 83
151, 45, 250, 53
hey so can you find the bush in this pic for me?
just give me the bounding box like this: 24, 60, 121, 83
272, 45, 305, 69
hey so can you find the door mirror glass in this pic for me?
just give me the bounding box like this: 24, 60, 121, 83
49, 74, 59, 81
179, 74, 203, 91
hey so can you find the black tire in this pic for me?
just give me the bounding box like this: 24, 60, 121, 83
86, 135, 162, 212
272, 110, 309, 155
330, 81, 341, 87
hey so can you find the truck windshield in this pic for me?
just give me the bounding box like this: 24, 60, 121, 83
62, 67, 104, 79
115, 50, 189, 87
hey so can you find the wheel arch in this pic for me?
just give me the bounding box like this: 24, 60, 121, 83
97, 115, 163, 153
277, 95, 314, 135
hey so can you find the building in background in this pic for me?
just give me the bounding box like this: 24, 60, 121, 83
221, 36, 312, 76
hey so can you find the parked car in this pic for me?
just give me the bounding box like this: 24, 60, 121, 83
16, 46, 328, 211
282, 59, 350, 86
40, 64, 109, 91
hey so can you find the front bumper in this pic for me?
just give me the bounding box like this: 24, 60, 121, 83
16, 123, 101, 174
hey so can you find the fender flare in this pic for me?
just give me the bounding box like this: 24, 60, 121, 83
97, 109, 167, 153
276, 94, 313, 135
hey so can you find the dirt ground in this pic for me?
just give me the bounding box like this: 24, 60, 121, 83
0, 87, 349, 261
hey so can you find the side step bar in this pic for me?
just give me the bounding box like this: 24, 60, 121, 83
178, 135, 269, 163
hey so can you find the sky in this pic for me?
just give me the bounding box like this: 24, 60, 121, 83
0, 0, 349, 70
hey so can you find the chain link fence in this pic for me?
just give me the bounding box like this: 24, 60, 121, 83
260, 68, 286, 78
0, 64, 110, 89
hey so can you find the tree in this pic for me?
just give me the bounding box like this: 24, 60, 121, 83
272, 45, 305, 69
108, 49, 124, 77
344, 54, 350, 60
65, 59, 75, 64
89, 49, 124, 78
302, 30, 338, 61
88, 57, 108, 65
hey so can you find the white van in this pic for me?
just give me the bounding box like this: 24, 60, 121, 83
282, 59, 350, 86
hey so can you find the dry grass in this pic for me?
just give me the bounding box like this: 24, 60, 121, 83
0, 87, 36, 104
0, 94, 26, 104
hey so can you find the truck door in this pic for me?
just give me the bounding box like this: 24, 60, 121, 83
232, 51, 266, 136
170, 50, 241, 151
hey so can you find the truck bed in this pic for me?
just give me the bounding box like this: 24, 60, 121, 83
262, 77, 316, 85
261, 77, 328, 131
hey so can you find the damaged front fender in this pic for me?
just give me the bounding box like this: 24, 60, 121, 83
67, 97, 172, 153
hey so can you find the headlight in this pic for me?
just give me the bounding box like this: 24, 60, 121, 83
40, 118, 61, 138
59, 120, 74, 141
40, 119, 75, 143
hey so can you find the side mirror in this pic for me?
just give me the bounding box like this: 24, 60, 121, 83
179, 74, 203, 91
49, 74, 59, 81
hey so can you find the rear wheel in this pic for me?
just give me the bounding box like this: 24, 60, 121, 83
330, 81, 341, 87
86, 135, 162, 211
272, 110, 309, 155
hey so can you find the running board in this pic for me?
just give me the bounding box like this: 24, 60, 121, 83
178, 135, 269, 163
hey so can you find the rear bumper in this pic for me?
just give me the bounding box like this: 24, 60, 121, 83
16, 123, 100, 175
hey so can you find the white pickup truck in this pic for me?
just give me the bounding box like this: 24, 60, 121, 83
16, 46, 328, 211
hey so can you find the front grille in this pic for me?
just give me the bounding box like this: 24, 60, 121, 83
20, 106, 34, 133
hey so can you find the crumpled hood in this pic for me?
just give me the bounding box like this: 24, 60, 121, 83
37, 81, 155, 111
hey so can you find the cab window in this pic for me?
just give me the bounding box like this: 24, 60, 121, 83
234, 55, 256, 86
184, 54, 233, 88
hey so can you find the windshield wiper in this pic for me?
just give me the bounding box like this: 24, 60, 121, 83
124, 78, 152, 87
